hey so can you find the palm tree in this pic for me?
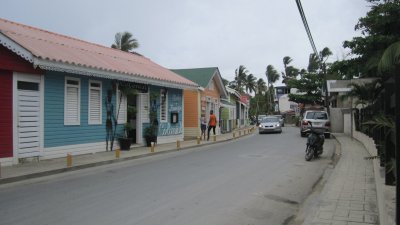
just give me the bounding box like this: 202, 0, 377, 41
111, 31, 139, 52
256, 78, 267, 94
378, 41, 400, 74
282, 56, 299, 83
234, 65, 249, 93
283, 56, 293, 72
340, 80, 382, 108
265, 65, 280, 87
245, 74, 257, 94
265, 65, 280, 111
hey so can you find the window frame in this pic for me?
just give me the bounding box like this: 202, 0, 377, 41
64, 77, 81, 125
88, 80, 102, 125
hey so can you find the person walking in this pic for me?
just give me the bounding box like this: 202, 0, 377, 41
200, 116, 207, 140
207, 110, 217, 141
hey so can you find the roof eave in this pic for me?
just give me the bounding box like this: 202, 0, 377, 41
0, 32, 34, 63
207, 68, 228, 98
34, 58, 198, 90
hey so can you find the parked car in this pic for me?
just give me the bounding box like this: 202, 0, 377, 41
259, 116, 282, 134
300, 111, 330, 138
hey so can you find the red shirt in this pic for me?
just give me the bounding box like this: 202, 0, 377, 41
209, 114, 217, 126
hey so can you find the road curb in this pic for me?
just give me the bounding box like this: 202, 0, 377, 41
0, 129, 256, 185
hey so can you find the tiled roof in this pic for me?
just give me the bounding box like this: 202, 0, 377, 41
0, 18, 197, 89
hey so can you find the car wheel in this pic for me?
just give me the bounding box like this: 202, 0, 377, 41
301, 132, 306, 137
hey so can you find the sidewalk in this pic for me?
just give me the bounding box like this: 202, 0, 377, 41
301, 133, 381, 225
0, 127, 255, 185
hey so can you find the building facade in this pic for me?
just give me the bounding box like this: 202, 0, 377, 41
0, 18, 197, 165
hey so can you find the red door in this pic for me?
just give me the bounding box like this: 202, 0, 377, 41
0, 70, 13, 158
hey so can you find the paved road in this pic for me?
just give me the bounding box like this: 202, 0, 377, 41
0, 127, 335, 225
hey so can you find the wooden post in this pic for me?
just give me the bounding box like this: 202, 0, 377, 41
67, 153, 72, 167
115, 149, 120, 159
150, 142, 155, 153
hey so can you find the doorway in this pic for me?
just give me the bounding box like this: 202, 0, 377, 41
14, 73, 43, 158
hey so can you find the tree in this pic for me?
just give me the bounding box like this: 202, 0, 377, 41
111, 31, 139, 52
265, 65, 280, 87
288, 72, 324, 104
340, 79, 382, 108
234, 65, 249, 93
281, 56, 300, 83
256, 78, 267, 94
245, 74, 257, 94
222, 78, 229, 87
338, 0, 400, 78
265, 65, 280, 112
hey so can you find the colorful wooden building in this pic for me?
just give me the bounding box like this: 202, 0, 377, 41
172, 67, 227, 139
0, 18, 197, 165
220, 87, 250, 132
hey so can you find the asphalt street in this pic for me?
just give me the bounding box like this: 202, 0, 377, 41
0, 126, 335, 225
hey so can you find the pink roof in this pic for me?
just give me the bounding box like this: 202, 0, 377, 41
0, 18, 197, 88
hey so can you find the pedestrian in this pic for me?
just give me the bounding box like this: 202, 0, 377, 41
207, 110, 217, 141
200, 116, 207, 140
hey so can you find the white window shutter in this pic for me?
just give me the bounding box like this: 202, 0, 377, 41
89, 81, 102, 124
64, 77, 80, 125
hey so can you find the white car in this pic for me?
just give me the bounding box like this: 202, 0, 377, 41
300, 111, 330, 138
259, 116, 282, 134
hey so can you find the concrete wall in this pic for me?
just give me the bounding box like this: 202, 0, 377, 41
330, 108, 344, 133
343, 112, 351, 135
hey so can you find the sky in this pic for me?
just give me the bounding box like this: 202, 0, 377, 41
1, 0, 371, 84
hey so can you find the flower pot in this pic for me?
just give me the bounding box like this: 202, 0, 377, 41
145, 135, 157, 147
118, 138, 132, 150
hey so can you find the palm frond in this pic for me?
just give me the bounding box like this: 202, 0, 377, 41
362, 113, 395, 138
378, 41, 400, 74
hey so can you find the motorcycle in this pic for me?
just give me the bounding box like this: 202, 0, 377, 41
304, 121, 325, 161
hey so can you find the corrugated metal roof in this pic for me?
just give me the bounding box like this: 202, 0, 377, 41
172, 67, 228, 98
0, 18, 197, 88
171, 67, 217, 88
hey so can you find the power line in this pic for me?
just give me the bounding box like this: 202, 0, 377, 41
295, 0, 319, 60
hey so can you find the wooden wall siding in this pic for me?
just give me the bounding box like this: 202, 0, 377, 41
44, 72, 118, 148
0, 45, 42, 74
183, 90, 199, 128
204, 78, 221, 98
142, 86, 183, 137
184, 127, 200, 138
0, 70, 13, 158
221, 108, 229, 120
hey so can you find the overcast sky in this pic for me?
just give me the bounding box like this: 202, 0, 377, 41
1, 0, 371, 83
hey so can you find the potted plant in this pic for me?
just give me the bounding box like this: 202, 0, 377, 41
144, 108, 158, 147
118, 123, 133, 150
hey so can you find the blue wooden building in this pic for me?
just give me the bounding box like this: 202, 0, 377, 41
0, 18, 197, 164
